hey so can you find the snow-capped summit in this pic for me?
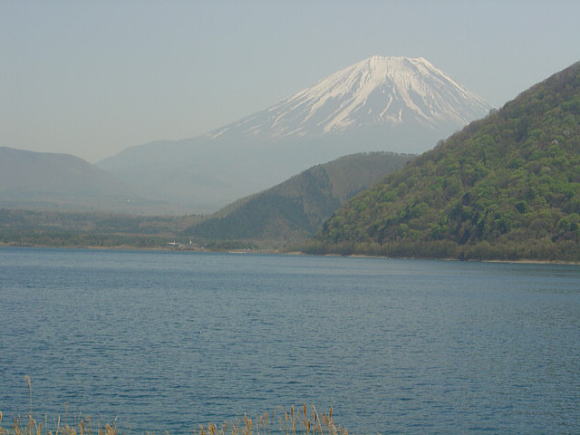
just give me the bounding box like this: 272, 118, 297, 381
99, 56, 492, 212
210, 56, 490, 139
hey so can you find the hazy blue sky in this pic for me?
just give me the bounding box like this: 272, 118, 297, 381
1, 0, 579, 162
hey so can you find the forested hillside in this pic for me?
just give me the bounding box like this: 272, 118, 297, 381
186, 152, 414, 242
309, 62, 580, 261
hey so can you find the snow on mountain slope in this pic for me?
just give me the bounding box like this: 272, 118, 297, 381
98, 56, 491, 212
210, 56, 490, 140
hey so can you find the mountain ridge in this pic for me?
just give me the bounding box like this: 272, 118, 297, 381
0, 146, 130, 196
186, 151, 415, 242
0, 146, 175, 214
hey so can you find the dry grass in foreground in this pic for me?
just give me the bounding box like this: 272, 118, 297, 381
0, 412, 117, 435
0, 405, 352, 435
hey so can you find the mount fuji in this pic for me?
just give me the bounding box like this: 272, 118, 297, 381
99, 56, 491, 212
211, 56, 489, 140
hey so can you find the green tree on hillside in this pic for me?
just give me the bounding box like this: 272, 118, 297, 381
311, 61, 580, 261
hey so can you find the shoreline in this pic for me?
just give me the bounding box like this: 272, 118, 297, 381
346, 253, 580, 265
481, 258, 580, 265
1, 242, 578, 265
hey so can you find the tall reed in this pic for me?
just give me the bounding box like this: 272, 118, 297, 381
0, 412, 118, 435
1, 404, 352, 435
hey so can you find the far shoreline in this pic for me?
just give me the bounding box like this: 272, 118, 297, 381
1, 242, 578, 265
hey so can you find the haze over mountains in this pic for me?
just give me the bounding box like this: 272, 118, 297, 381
187, 151, 414, 242
1, 58, 577, 262
0, 147, 141, 212
99, 56, 491, 212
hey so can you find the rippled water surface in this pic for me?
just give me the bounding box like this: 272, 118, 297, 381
1, 247, 579, 433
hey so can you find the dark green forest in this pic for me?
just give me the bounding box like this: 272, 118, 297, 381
307, 62, 580, 261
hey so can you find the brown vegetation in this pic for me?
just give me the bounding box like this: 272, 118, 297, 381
0, 405, 351, 435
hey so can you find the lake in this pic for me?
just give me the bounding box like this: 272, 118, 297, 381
0, 247, 578, 433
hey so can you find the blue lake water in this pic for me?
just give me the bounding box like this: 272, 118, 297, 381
0, 247, 579, 433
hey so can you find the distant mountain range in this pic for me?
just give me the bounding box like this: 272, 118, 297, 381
0, 147, 172, 214
186, 151, 414, 242
98, 56, 490, 212
309, 61, 580, 261
0, 146, 127, 203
